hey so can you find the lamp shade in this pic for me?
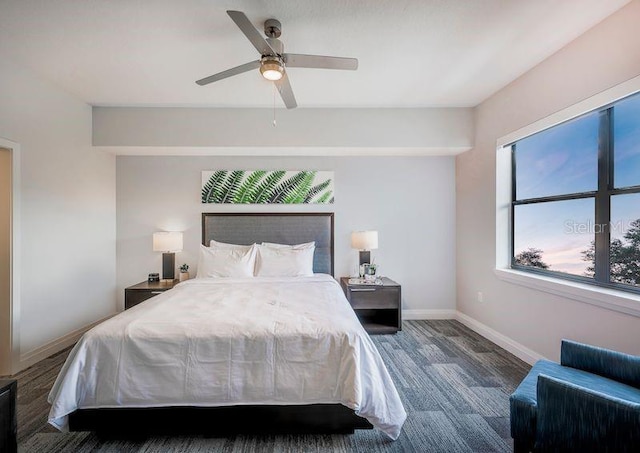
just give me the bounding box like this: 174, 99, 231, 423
351, 231, 378, 250
153, 232, 183, 252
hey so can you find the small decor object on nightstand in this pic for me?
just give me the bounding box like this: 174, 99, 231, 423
363, 263, 378, 282
148, 273, 160, 283
179, 263, 190, 282
348, 277, 383, 285
351, 230, 378, 276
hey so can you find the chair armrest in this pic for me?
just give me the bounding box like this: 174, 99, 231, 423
561, 340, 640, 388
536, 374, 640, 452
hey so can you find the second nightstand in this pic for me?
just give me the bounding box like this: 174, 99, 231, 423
340, 277, 402, 334
124, 280, 177, 309
0, 380, 17, 453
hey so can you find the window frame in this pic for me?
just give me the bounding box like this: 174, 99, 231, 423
509, 95, 640, 295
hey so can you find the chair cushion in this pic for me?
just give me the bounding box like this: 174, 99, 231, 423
561, 340, 640, 388
510, 359, 640, 444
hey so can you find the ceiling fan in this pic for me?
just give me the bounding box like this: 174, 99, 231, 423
196, 10, 358, 109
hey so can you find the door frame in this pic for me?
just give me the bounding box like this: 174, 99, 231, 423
0, 137, 21, 376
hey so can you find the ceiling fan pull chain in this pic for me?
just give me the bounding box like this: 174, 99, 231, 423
272, 83, 277, 127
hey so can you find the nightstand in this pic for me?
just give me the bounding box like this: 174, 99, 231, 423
124, 280, 177, 309
0, 379, 17, 453
340, 277, 401, 334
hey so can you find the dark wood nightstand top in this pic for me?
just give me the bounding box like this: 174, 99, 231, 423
124, 280, 178, 310
126, 280, 178, 291
339, 277, 400, 288
0, 379, 16, 390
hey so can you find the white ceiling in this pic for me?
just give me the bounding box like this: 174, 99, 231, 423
0, 0, 630, 108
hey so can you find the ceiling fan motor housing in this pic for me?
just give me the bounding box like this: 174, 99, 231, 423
261, 20, 284, 81
264, 18, 282, 38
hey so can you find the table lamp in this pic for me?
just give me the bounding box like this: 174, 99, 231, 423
153, 231, 183, 281
351, 230, 378, 266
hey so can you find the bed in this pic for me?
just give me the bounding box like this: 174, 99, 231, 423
48, 213, 406, 439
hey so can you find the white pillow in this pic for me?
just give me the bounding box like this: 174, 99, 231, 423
255, 244, 315, 277
196, 244, 256, 278
261, 241, 315, 250
209, 239, 253, 252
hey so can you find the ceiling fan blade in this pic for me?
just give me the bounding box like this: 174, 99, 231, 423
274, 73, 297, 109
196, 60, 260, 86
284, 53, 358, 70
227, 10, 277, 56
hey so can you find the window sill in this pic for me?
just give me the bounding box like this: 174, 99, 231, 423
494, 268, 640, 318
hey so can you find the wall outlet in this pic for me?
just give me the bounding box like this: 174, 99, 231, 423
477, 291, 484, 303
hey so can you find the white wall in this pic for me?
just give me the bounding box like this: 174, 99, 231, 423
456, 0, 640, 361
0, 57, 116, 365
116, 155, 456, 315
94, 107, 474, 151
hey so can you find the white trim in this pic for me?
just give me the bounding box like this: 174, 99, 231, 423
455, 311, 543, 365
403, 309, 544, 364
495, 74, 640, 321
495, 144, 513, 270
497, 73, 640, 147
0, 137, 20, 375
18, 313, 116, 371
494, 268, 640, 318
402, 309, 457, 320
97, 146, 472, 157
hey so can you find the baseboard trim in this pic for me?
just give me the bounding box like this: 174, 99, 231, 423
454, 311, 543, 365
18, 313, 116, 372
403, 309, 457, 320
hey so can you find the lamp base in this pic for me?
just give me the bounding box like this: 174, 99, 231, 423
162, 252, 175, 280
359, 250, 371, 266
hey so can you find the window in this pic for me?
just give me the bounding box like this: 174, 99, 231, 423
511, 91, 640, 292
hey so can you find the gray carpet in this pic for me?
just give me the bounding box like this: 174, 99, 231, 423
10, 320, 530, 452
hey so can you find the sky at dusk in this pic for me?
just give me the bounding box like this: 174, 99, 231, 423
514, 92, 640, 277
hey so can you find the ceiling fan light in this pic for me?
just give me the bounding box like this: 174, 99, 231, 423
260, 59, 284, 81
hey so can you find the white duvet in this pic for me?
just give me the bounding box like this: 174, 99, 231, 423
48, 275, 406, 439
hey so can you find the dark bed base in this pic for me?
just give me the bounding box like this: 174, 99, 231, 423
69, 404, 373, 438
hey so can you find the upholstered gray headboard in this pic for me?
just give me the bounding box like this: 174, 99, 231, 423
202, 213, 334, 275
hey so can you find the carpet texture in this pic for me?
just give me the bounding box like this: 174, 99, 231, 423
10, 320, 530, 452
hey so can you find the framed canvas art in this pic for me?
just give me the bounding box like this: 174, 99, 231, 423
202, 170, 334, 204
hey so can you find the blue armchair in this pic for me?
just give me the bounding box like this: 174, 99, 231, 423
510, 340, 640, 452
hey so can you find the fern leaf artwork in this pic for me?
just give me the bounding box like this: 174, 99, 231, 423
303, 179, 331, 203
268, 171, 310, 204
283, 171, 316, 204
253, 170, 286, 204
201, 170, 228, 204
316, 190, 333, 204
232, 170, 267, 204
201, 170, 334, 204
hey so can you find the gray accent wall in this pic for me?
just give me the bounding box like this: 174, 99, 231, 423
116, 155, 456, 314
